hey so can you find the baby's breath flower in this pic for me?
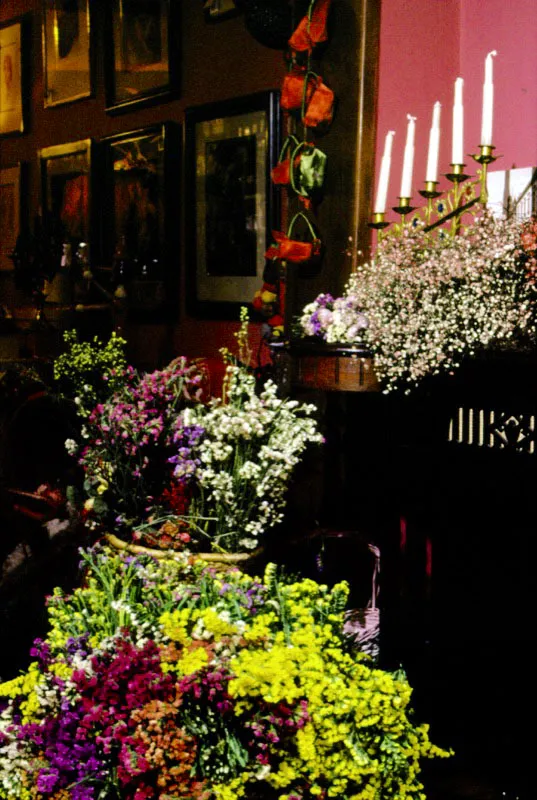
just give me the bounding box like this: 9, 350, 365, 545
300, 211, 537, 392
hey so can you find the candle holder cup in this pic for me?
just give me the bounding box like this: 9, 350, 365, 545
445, 163, 471, 183
473, 144, 498, 165
392, 197, 417, 217
419, 181, 442, 200
419, 182, 442, 226
368, 212, 390, 230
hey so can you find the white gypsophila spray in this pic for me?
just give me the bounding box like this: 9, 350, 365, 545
300, 212, 536, 393
183, 365, 324, 552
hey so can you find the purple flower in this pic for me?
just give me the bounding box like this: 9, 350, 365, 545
36, 768, 60, 793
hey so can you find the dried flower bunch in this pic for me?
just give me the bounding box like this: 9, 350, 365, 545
0, 550, 450, 800
58, 318, 323, 553
300, 212, 537, 392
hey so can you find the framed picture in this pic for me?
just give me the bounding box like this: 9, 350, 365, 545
39, 139, 92, 258
101, 123, 180, 315
106, 0, 180, 114
0, 21, 24, 136
0, 164, 23, 271
43, 0, 92, 107
203, 0, 241, 23
185, 91, 281, 319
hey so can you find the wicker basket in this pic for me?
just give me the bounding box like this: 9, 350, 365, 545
104, 533, 261, 572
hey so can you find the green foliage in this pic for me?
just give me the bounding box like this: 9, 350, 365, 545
53, 329, 128, 416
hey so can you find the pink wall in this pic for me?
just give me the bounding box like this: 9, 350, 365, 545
460, 0, 537, 171
375, 0, 461, 222
375, 0, 537, 223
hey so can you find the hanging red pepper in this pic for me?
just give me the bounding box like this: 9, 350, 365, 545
265, 213, 322, 264
289, 0, 332, 54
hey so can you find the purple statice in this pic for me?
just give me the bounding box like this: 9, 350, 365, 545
303, 292, 335, 338
19, 704, 108, 798
315, 292, 335, 307
217, 579, 268, 617
65, 633, 91, 660
29, 638, 53, 669
15, 636, 174, 798
169, 420, 205, 482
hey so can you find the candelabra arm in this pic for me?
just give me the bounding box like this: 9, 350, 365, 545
419, 182, 441, 226
472, 145, 498, 205
424, 195, 480, 233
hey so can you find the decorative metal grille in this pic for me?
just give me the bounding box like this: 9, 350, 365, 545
448, 407, 536, 454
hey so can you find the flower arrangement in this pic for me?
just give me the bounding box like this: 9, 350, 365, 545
299, 212, 537, 393
59, 319, 323, 553
174, 360, 324, 552
74, 355, 207, 541
0, 548, 450, 800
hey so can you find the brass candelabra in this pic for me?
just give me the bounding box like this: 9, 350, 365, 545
369, 143, 499, 238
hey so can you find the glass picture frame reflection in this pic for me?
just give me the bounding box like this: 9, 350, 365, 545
43, 0, 92, 107
106, 0, 179, 114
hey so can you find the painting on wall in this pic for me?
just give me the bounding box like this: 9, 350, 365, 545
185, 91, 280, 319
0, 21, 24, 136
0, 164, 22, 270
39, 139, 92, 259
102, 123, 180, 315
106, 0, 179, 113
43, 0, 92, 107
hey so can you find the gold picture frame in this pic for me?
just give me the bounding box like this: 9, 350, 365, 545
43, 0, 92, 107
0, 21, 24, 136
0, 164, 22, 271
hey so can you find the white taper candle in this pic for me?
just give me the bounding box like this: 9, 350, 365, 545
426, 101, 441, 183
400, 114, 416, 198
374, 130, 395, 214
481, 50, 497, 146
452, 77, 464, 164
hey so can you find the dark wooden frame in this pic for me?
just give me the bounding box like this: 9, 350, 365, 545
100, 122, 180, 318
42, 0, 93, 108
105, 0, 180, 115
0, 18, 27, 137
185, 90, 281, 320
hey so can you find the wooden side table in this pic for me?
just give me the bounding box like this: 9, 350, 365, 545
268, 341, 380, 394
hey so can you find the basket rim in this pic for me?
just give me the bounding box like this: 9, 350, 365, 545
103, 532, 261, 564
